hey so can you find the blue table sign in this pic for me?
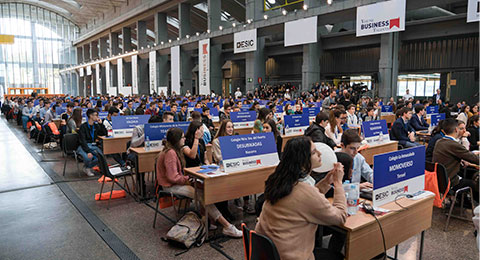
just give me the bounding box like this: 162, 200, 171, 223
381, 105, 393, 114
219, 132, 279, 173
362, 120, 390, 144
426, 106, 438, 115
373, 146, 425, 207
284, 113, 310, 136
144, 122, 190, 149
112, 115, 150, 137
230, 111, 256, 129
430, 113, 445, 127
303, 107, 320, 121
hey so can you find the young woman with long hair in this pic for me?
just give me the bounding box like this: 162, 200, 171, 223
67, 108, 83, 133
325, 109, 344, 146
255, 136, 347, 259
156, 128, 242, 237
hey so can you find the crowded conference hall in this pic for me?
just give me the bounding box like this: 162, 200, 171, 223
0, 0, 479, 259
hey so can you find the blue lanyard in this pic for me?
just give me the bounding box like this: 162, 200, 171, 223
444, 136, 455, 141
88, 123, 95, 141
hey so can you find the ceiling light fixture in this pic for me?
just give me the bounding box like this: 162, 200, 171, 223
327, 0, 333, 4
219, 25, 223, 30
232, 23, 236, 27
282, 9, 287, 15
196, 32, 200, 36
168, 39, 172, 43
207, 29, 211, 33
264, 14, 268, 20
303, 4, 308, 10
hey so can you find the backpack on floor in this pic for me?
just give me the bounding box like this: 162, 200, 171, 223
164, 211, 206, 249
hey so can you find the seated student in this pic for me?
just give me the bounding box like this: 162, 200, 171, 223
346, 104, 361, 126
467, 115, 479, 151
425, 120, 445, 162
262, 119, 283, 156
305, 111, 337, 149
191, 111, 211, 144
156, 128, 242, 237
410, 104, 429, 131
182, 121, 209, 166
77, 109, 107, 176
43, 104, 56, 123
170, 103, 179, 121
220, 104, 231, 121
433, 118, 479, 202
123, 100, 134, 116
145, 101, 159, 116
391, 107, 422, 148
325, 109, 344, 147
162, 111, 175, 123
362, 107, 378, 122
177, 102, 189, 121
339, 130, 373, 189
255, 136, 347, 260
21, 101, 34, 131
253, 107, 272, 133
67, 108, 83, 134
201, 107, 215, 134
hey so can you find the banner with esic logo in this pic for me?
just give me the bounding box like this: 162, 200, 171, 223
234, 29, 257, 54
171, 46, 180, 95
362, 120, 390, 144
198, 39, 210, 95
117, 58, 123, 89
95, 64, 101, 94
149, 51, 156, 95
112, 115, 150, 137
144, 122, 190, 149
356, 0, 406, 37
284, 114, 309, 136
430, 113, 445, 127
467, 0, 480, 23
231, 111, 256, 129
373, 146, 425, 207
219, 133, 279, 173
131, 55, 138, 94
105, 61, 111, 90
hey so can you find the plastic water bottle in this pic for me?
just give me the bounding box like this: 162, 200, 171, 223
145, 136, 151, 151
379, 131, 384, 142
343, 181, 359, 215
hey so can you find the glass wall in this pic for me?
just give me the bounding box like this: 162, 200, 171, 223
397, 73, 440, 97
0, 3, 78, 95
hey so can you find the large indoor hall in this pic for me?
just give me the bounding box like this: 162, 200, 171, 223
0, 0, 479, 259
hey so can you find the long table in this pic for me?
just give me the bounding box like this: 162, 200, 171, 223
381, 114, 396, 125
359, 140, 398, 165
99, 136, 130, 155
332, 195, 434, 260
129, 147, 161, 200
185, 166, 277, 236
235, 127, 253, 135
281, 133, 304, 151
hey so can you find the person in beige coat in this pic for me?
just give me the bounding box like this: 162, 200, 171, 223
256, 136, 347, 260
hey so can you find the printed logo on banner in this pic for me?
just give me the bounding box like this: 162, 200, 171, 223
362, 120, 390, 144
149, 51, 157, 95
467, 0, 480, 23
219, 133, 279, 173
234, 29, 257, 54
132, 55, 138, 94
430, 113, 445, 127
230, 111, 256, 129
372, 146, 425, 207
112, 115, 150, 137
284, 114, 310, 136
144, 122, 190, 149
171, 46, 180, 95
198, 39, 210, 95
356, 0, 406, 37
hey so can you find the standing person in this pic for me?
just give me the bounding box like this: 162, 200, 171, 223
391, 107, 421, 147
403, 89, 413, 101
432, 88, 444, 104
67, 108, 83, 134
304, 111, 337, 149
322, 90, 337, 112
325, 109, 344, 147
156, 128, 242, 237
255, 136, 347, 260
21, 101, 34, 131
234, 88, 242, 99
77, 109, 107, 176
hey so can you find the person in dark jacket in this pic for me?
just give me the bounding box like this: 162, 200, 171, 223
304, 111, 337, 149
467, 115, 479, 151
391, 107, 421, 148
410, 104, 429, 131
426, 120, 445, 162
201, 107, 215, 134
177, 102, 189, 121
77, 109, 107, 176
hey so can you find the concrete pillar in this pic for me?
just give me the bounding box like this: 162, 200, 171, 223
245, 0, 264, 22
83, 44, 90, 62
100, 65, 107, 94
122, 27, 132, 86
155, 12, 169, 89
90, 41, 98, 60
245, 37, 265, 93
210, 44, 223, 96
180, 49, 193, 95
208, 0, 221, 30
302, 41, 321, 91
137, 21, 147, 49
78, 72, 85, 96
76, 46, 83, 64
99, 37, 108, 58
179, 3, 191, 38
138, 57, 149, 95
110, 32, 119, 90
378, 32, 400, 100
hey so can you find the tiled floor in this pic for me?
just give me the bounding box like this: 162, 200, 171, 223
0, 117, 478, 260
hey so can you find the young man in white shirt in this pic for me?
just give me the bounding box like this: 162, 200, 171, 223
346, 104, 360, 126
340, 129, 373, 190
234, 88, 242, 99
403, 89, 413, 101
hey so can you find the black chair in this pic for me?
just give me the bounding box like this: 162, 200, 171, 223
250, 231, 280, 260
152, 160, 190, 228
62, 133, 81, 177
426, 161, 475, 231
241, 223, 251, 260
96, 151, 135, 210
40, 123, 60, 153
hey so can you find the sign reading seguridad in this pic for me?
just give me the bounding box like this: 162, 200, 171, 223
356, 0, 406, 37
219, 132, 279, 173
